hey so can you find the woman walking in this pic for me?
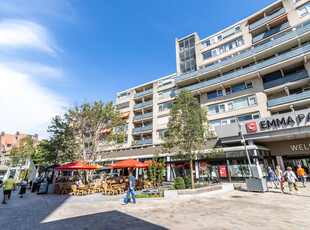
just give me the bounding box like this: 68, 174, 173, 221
275, 165, 284, 193
267, 167, 277, 189
284, 167, 300, 195
19, 178, 28, 198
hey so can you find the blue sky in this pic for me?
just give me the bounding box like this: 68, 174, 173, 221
0, 0, 276, 138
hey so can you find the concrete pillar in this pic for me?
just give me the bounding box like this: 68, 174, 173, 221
276, 156, 285, 171
166, 156, 171, 182
195, 161, 199, 180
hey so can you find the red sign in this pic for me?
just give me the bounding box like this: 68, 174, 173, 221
219, 165, 227, 177
246, 122, 258, 132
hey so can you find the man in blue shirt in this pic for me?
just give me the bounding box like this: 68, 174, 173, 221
124, 172, 136, 204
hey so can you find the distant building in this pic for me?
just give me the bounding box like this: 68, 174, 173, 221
0, 132, 39, 177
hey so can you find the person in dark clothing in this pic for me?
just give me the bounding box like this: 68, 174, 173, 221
123, 172, 136, 204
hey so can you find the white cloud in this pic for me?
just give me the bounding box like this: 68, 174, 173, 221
0, 64, 67, 139
0, 19, 58, 56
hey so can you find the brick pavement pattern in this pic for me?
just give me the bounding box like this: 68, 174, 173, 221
0, 183, 309, 230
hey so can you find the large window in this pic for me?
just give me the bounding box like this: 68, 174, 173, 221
207, 81, 253, 100
202, 38, 244, 60
201, 25, 241, 49
208, 96, 257, 115
210, 113, 259, 130
158, 130, 167, 139
157, 116, 170, 125
158, 101, 173, 111
298, 3, 310, 17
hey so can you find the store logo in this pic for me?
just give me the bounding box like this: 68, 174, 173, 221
246, 122, 257, 132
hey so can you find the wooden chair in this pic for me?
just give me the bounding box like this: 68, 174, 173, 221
102, 183, 112, 196
136, 181, 143, 190
112, 184, 120, 195
120, 183, 126, 193
54, 184, 60, 194
88, 183, 96, 194
95, 183, 103, 193
70, 185, 85, 196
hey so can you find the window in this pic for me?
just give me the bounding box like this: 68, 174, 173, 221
158, 89, 175, 99
158, 130, 167, 138
158, 101, 173, 111
202, 37, 244, 60
234, 98, 249, 109
248, 96, 257, 106
225, 87, 231, 95
208, 105, 219, 114
228, 102, 234, 111
253, 113, 260, 119
219, 104, 226, 113
298, 4, 310, 17
210, 120, 221, 130
207, 91, 217, 99
158, 78, 174, 87
6, 144, 12, 148
232, 82, 246, 93
246, 81, 253, 89
117, 92, 130, 100
217, 90, 223, 97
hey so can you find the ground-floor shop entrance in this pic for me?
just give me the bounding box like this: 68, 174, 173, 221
282, 155, 310, 174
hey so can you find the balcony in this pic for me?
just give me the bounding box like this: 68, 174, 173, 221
133, 112, 153, 121
133, 100, 153, 109
267, 90, 310, 107
264, 71, 309, 89
132, 138, 153, 146
249, 8, 286, 30
134, 88, 153, 98
252, 22, 290, 43
175, 21, 310, 84
132, 124, 153, 133
175, 42, 310, 95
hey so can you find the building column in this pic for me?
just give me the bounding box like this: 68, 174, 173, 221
276, 156, 285, 170
166, 156, 171, 182
195, 160, 199, 180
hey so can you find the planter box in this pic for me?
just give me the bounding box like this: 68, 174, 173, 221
246, 178, 268, 192
164, 184, 233, 199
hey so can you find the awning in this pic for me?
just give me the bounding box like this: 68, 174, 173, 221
121, 112, 130, 119
108, 158, 142, 168
54, 161, 98, 170
101, 128, 113, 134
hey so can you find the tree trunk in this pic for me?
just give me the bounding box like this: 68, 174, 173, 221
189, 157, 195, 189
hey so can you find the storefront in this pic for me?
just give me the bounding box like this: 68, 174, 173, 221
215, 108, 310, 175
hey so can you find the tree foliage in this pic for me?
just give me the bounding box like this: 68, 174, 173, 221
66, 100, 126, 164
163, 89, 214, 189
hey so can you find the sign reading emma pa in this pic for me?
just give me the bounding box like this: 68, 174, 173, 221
245, 108, 310, 133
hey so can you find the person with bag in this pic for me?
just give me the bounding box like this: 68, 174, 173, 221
284, 166, 300, 195
0, 176, 16, 204
297, 165, 307, 188
19, 178, 28, 198
275, 165, 284, 193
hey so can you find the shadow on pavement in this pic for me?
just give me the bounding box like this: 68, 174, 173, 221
40, 210, 169, 230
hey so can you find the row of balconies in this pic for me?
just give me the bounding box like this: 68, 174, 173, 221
263, 71, 309, 89
174, 42, 310, 95
252, 22, 290, 43
249, 7, 286, 30
133, 112, 153, 121
176, 20, 310, 84
132, 124, 153, 133
134, 88, 153, 98
267, 90, 310, 107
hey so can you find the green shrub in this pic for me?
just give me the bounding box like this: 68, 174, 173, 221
194, 184, 202, 189
184, 175, 192, 189
168, 185, 175, 190
175, 176, 186, 190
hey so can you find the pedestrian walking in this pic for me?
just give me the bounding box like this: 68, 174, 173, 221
123, 172, 136, 204
297, 165, 307, 188
267, 167, 277, 189
19, 178, 28, 198
284, 166, 300, 195
0, 176, 16, 204
275, 165, 285, 193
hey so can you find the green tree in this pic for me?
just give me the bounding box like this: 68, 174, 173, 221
163, 89, 214, 189
48, 115, 79, 165
66, 100, 126, 165
148, 154, 158, 185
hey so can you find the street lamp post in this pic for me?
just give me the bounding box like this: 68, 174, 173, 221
237, 122, 252, 169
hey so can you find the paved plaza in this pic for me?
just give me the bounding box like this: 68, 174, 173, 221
0, 183, 309, 230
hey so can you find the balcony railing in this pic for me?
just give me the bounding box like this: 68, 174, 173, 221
264, 71, 309, 89
249, 8, 286, 30
132, 138, 153, 146
134, 88, 153, 98
133, 100, 153, 109
132, 124, 153, 133
133, 112, 153, 121
252, 22, 290, 43
267, 90, 310, 107
175, 20, 310, 84
175, 43, 310, 95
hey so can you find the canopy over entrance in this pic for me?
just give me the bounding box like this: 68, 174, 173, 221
54, 161, 98, 170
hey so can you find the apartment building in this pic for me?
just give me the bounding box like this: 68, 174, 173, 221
101, 0, 310, 181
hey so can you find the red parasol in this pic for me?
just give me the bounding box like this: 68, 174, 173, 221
54, 161, 98, 170
108, 158, 141, 168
